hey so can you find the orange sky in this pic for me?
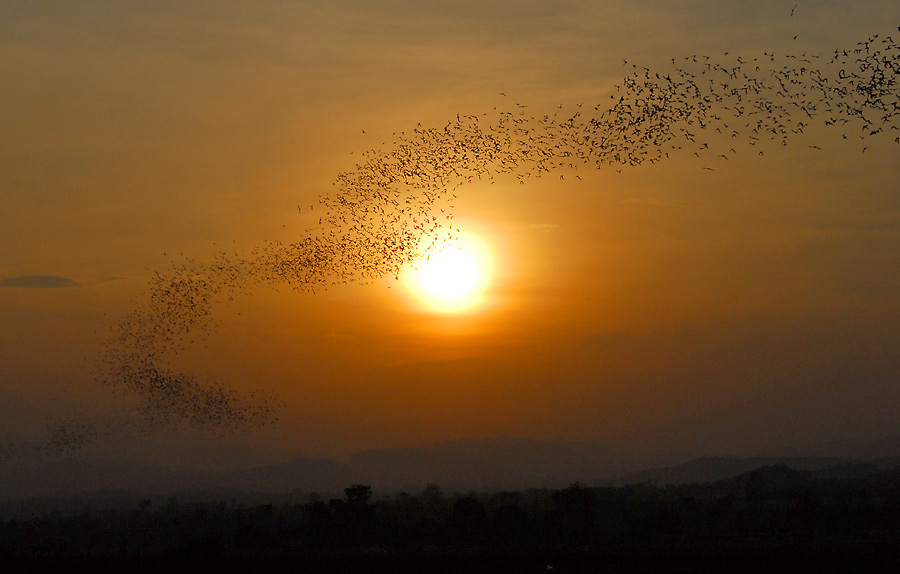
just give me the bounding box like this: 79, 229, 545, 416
2, 1, 900, 465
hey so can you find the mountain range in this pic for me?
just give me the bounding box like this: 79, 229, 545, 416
3, 434, 900, 499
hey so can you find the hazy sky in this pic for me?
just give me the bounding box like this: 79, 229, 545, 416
2, 0, 900, 466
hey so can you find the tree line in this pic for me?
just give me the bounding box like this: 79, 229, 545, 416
2, 463, 900, 571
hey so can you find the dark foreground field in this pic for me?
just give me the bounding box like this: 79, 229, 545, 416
4, 540, 900, 574
3, 463, 900, 572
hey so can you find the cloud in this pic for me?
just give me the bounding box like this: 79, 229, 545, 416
619, 198, 700, 208
0, 275, 79, 288
619, 198, 672, 206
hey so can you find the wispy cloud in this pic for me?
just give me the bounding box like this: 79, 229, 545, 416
0, 275, 79, 288
620, 198, 671, 206
619, 198, 700, 208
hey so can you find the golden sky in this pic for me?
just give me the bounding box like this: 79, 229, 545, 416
2, 0, 900, 464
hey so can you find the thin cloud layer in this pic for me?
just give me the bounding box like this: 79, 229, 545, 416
0, 275, 79, 288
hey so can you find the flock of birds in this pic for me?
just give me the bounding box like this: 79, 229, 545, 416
9, 31, 900, 458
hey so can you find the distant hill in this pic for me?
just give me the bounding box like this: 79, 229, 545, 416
0, 458, 189, 497
0, 436, 634, 497
614, 456, 851, 486
204, 457, 358, 494
0, 456, 358, 498
4, 434, 900, 498
349, 435, 624, 491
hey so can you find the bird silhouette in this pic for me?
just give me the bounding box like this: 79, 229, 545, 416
87, 31, 900, 450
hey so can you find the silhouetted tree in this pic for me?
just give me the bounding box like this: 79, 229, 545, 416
344, 484, 373, 509
450, 495, 488, 544
548, 483, 597, 545
342, 484, 374, 544
491, 491, 530, 544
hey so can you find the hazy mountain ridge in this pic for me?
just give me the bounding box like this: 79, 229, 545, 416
613, 456, 851, 486
3, 435, 900, 499
0, 456, 359, 499
349, 435, 625, 491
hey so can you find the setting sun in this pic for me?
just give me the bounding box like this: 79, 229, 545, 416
403, 232, 493, 313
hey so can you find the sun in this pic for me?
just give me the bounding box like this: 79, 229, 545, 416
403, 232, 493, 313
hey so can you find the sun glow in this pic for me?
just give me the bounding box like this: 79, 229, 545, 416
404, 233, 493, 313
